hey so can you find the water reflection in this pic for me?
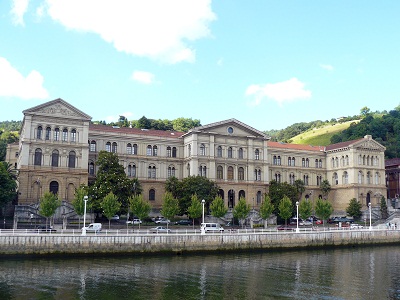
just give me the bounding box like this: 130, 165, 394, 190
1, 246, 400, 299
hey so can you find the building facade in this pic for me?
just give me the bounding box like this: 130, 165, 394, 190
8, 99, 387, 214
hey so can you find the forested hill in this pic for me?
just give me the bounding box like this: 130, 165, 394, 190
265, 106, 400, 159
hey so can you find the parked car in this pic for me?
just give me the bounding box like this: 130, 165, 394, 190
151, 226, 171, 233
35, 225, 56, 233
175, 219, 192, 225
126, 218, 142, 225
82, 223, 102, 233
111, 215, 120, 221
350, 223, 364, 229
155, 218, 170, 224
277, 225, 296, 231
300, 220, 312, 226
315, 220, 323, 225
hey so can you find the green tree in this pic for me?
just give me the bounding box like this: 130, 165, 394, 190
71, 185, 91, 227
165, 175, 219, 215
380, 196, 388, 219
268, 180, 298, 214
233, 197, 250, 228
299, 199, 313, 221
278, 196, 293, 225
187, 194, 202, 227
320, 180, 331, 199
129, 194, 152, 230
39, 191, 61, 228
315, 198, 333, 225
89, 151, 133, 213
259, 194, 274, 228
210, 195, 228, 218
294, 179, 305, 201
101, 192, 121, 229
160, 192, 179, 229
0, 162, 17, 208
346, 198, 362, 220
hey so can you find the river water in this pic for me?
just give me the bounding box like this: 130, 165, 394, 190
1, 246, 400, 300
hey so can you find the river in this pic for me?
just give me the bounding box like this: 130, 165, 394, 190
1, 245, 400, 299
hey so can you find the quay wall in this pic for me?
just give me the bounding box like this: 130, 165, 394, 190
1, 230, 400, 256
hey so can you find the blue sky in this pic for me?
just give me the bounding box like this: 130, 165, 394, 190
1, 1, 400, 131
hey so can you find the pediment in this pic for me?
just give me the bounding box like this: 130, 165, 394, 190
187, 118, 269, 139
355, 139, 386, 151
23, 98, 91, 120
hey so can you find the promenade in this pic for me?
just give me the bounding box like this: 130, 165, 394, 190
1, 227, 400, 257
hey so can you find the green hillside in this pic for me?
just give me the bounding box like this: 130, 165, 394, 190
289, 120, 359, 146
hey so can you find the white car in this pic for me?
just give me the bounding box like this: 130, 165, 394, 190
350, 223, 363, 229
155, 218, 170, 224
126, 218, 142, 225
151, 226, 171, 233
111, 215, 120, 220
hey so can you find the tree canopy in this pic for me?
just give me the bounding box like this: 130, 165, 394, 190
165, 176, 219, 215
210, 195, 228, 218
278, 196, 293, 225
0, 161, 17, 208
39, 191, 61, 226
101, 192, 121, 228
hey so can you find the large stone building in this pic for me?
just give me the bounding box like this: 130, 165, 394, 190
8, 98, 387, 215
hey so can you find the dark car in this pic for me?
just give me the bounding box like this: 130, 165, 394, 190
35, 225, 56, 233
175, 219, 192, 225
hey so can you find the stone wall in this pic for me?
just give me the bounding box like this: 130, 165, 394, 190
1, 230, 400, 256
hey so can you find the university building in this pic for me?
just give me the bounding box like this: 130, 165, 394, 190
7, 98, 387, 216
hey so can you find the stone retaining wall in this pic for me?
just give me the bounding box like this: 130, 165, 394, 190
1, 230, 400, 256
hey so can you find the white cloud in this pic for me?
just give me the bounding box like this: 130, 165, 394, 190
131, 71, 155, 84
105, 112, 133, 123
245, 78, 311, 106
11, 0, 30, 25
41, 0, 216, 64
0, 57, 49, 99
320, 64, 334, 71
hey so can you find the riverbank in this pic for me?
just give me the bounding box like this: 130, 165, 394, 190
1, 228, 400, 257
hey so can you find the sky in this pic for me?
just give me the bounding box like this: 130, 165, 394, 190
1, 0, 400, 131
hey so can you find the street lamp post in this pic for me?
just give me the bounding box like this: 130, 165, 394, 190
82, 195, 88, 236
296, 201, 300, 233
201, 199, 205, 235
369, 202, 372, 231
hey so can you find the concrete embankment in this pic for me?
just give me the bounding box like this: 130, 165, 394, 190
1, 230, 400, 257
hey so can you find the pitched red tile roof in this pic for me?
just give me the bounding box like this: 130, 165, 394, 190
89, 124, 185, 139
325, 138, 364, 151
267, 141, 325, 152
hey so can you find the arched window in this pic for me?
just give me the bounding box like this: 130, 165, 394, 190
331, 158, 335, 168
288, 157, 292, 166
319, 159, 322, 168
375, 172, 380, 184
343, 171, 348, 184
255, 169, 261, 181
275, 172, 281, 183
217, 146, 222, 157
303, 174, 309, 185
238, 148, 244, 159
316, 175, 322, 186
257, 191, 262, 204
45, 127, 51, 140
133, 144, 138, 155
152, 145, 158, 156
112, 142, 117, 153
239, 190, 245, 199
366, 171, 371, 184
289, 173, 295, 185
149, 189, 155, 201
305, 158, 309, 167
89, 162, 95, 175
127, 164, 136, 177
51, 150, 59, 167
68, 151, 76, 168
200, 144, 206, 156
167, 146, 172, 157
37, 126, 43, 139
315, 159, 319, 168
168, 166, 175, 178
147, 145, 152, 156
273, 156, 277, 165
90, 140, 96, 152
238, 167, 244, 181
199, 166, 207, 177
71, 129, 77, 142
228, 147, 233, 158
333, 172, 338, 185
292, 157, 295, 166
217, 166, 223, 179
49, 181, 59, 195
228, 166, 234, 180
358, 171, 363, 184
277, 156, 281, 165
172, 147, 177, 157
255, 149, 260, 160
106, 142, 111, 152
148, 166, 156, 179
302, 158, 305, 167
62, 128, 68, 141
127, 143, 132, 154
34, 148, 42, 165
54, 128, 60, 141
